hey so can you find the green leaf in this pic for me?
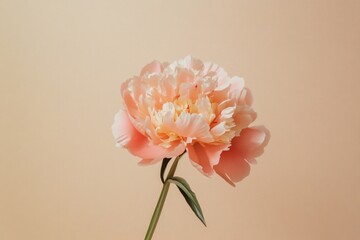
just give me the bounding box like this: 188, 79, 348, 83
167, 176, 206, 226
160, 158, 171, 184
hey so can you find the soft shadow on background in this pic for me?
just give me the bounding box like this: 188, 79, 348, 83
1, 1, 359, 239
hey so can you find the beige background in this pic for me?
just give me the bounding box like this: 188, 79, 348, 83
1, 0, 360, 239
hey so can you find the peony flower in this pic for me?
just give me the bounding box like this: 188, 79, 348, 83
112, 56, 270, 186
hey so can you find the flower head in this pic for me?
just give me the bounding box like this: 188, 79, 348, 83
112, 56, 270, 185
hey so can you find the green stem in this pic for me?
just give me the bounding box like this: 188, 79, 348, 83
144, 152, 185, 240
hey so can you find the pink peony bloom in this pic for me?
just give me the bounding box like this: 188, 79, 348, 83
112, 56, 270, 186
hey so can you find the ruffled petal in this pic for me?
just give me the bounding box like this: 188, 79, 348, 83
203, 62, 228, 85
234, 126, 270, 160
112, 110, 186, 164
175, 112, 213, 143
140, 60, 163, 76
214, 154, 250, 187
238, 87, 253, 106
112, 110, 135, 147
138, 142, 186, 165
187, 143, 229, 176
214, 126, 270, 185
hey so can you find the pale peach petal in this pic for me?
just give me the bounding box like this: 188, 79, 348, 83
229, 76, 245, 90
143, 116, 163, 145
232, 107, 257, 134
187, 142, 229, 176
128, 136, 185, 164
195, 97, 213, 123
214, 126, 270, 185
138, 142, 186, 165
168, 55, 204, 74
177, 69, 195, 85
214, 153, 250, 187
112, 110, 135, 147
179, 82, 192, 98
233, 126, 270, 160
200, 77, 217, 94
227, 76, 245, 99
162, 110, 176, 131
217, 99, 235, 113
122, 90, 140, 119
210, 85, 231, 104
220, 106, 236, 120
189, 56, 204, 72
175, 112, 213, 143
203, 62, 228, 85
160, 76, 176, 101
238, 87, 253, 106
205, 144, 230, 166
140, 60, 163, 76
137, 95, 151, 119
210, 122, 227, 137
112, 109, 186, 164
131, 140, 186, 165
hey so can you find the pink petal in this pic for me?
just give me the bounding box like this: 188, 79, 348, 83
232, 108, 257, 133
210, 122, 227, 137
226, 76, 245, 99
234, 126, 270, 160
177, 69, 195, 85
175, 113, 213, 143
122, 90, 139, 119
112, 110, 135, 147
140, 60, 163, 76
160, 76, 176, 102
203, 62, 228, 85
138, 142, 186, 165
112, 110, 186, 164
169, 56, 204, 73
214, 126, 270, 186
238, 87, 253, 106
214, 154, 250, 187
187, 142, 229, 176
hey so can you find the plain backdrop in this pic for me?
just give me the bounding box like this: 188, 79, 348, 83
1, 0, 359, 239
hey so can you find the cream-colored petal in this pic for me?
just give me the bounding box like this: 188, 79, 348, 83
175, 112, 213, 143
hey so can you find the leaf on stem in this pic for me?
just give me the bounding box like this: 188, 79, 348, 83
160, 158, 172, 184
167, 176, 206, 226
